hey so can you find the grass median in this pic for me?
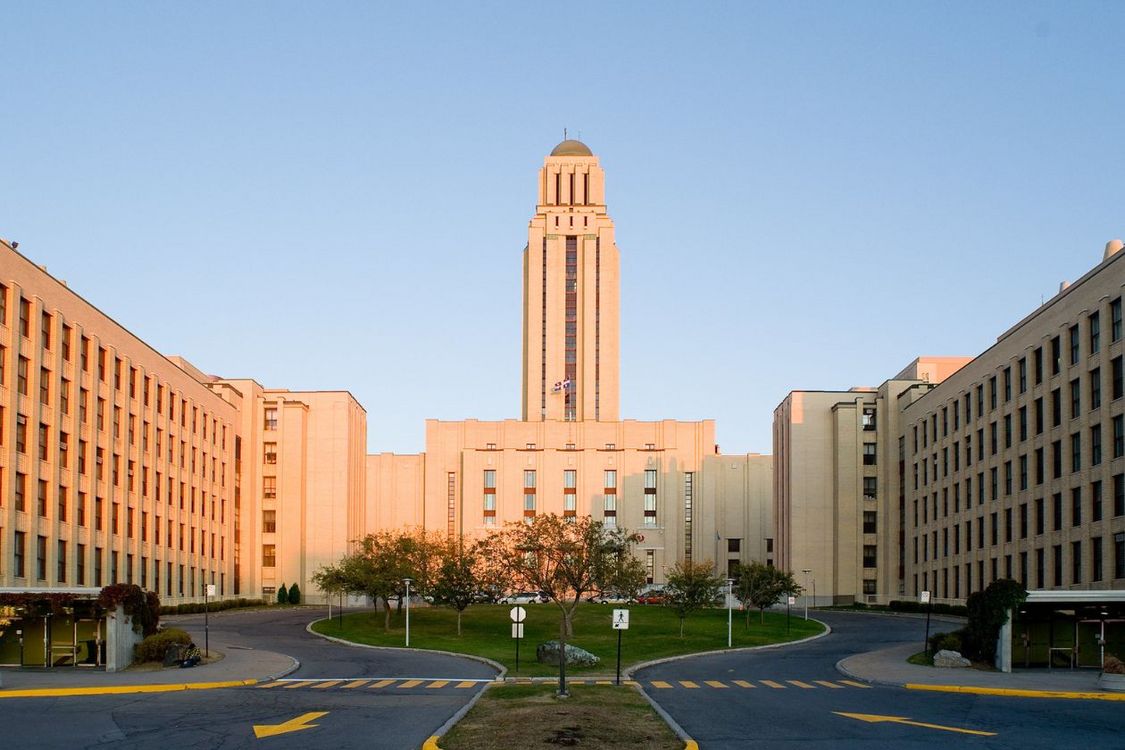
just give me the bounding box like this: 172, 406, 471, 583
439, 683, 681, 750
311, 603, 824, 675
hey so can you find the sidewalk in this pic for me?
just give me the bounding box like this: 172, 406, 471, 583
0, 620, 297, 694
838, 642, 1114, 696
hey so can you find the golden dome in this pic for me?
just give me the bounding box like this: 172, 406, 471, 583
550, 139, 593, 157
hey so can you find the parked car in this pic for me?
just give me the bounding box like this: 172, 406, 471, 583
635, 587, 666, 605
499, 591, 547, 605
589, 591, 634, 604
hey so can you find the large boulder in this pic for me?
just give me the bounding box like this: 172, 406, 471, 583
933, 649, 971, 668
535, 641, 600, 667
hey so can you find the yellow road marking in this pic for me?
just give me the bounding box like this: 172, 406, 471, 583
399, 679, 423, 689
787, 680, 815, 689
369, 679, 395, 689
839, 680, 871, 689
253, 711, 329, 739
423, 738, 440, 750
814, 680, 843, 689
834, 711, 996, 737
311, 680, 342, 689
427, 680, 449, 689
684, 741, 699, 750
679, 680, 700, 688
570, 681, 585, 685
257, 682, 285, 688
733, 680, 755, 688
455, 681, 476, 688
283, 681, 315, 689
342, 680, 369, 689
596, 680, 612, 685
0, 679, 257, 699
905, 683, 1125, 702
760, 680, 786, 688
624, 680, 639, 687
705, 680, 727, 689
651, 680, 673, 689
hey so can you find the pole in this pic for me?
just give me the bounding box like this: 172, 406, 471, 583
339, 591, 343, 627
204, 586, 210, 658
515, 629, 520, 675
559, 632, 568, 697
924, 601, 932, 658
404, 579, 411, 648
727, 579, 733, 649
616, 629, 622, 685
802, 569, 811, 620
786, 600, 791, 634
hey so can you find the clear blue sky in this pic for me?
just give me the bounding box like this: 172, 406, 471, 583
3, 3, 1124, 454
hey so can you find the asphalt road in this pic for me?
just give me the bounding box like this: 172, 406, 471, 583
636, 610, 1123, 749
0, 608, 497, 750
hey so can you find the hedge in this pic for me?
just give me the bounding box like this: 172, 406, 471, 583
159, 597, 267, 616
887, 599, 968, 617
135, 627, 192, 663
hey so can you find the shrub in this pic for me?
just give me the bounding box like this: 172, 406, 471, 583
929, 630, 964, 654
134, 627, 191, 663
963, 579, 1026, 663
99, 584, 161, 636
287, 584, 301, 605
1103, 655, 1125, 675
277, 584, 288, 604
888, 599, 968, 617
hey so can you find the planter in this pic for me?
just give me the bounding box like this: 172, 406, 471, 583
1097, 672, 1125, 692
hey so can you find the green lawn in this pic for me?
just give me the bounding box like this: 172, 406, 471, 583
311, 603, 824, 676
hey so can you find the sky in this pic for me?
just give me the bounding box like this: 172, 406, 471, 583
2, 3, 1124, 455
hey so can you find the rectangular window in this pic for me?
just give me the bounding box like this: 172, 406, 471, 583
989, 376, 997, 410
684, 472, 694, 565
1114, 415, 1125, 459
1003, 367, 1012, 402
1092, 537, 1104, 582
1069, 324, 1080, 365
863, 545, 877, 568
263, 442, 277, 464
263, 408, 278, 431
523, 469, 536, 517
1092, 425, 1103, 466
863, 511, 877, 534
1019, 503, 1028, 539
262, 510, 276, 533
643, 468, 657, 525
19, 297, 30, 338
1113, 356, 1124, 401
1035, 497, 1045, 535
1053, 493, 1063, 531
863, 443, 876, 465
562, 469, 576, 517
1114, 474, 1124, 517
1071, 432, 1081, 472
1070, 378, 1081, 419
1111, 297, 1122, 342
262, 544, 276, 568
1115, 533, 1125, 580
1091, 368, 1102, 410
1072, 541, 1082, 584
37, 535, 47, 580
262, 476, 276, 499
1018, 358, 1027, 393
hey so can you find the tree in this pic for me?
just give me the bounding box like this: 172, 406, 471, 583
429, 537, 479, 635
734, 562, 801, 625
276, 584, 288, 605
489, 514, 642, 640
664, 561, 724, 637
287, 583, 302, 605
311, 563, 350, 608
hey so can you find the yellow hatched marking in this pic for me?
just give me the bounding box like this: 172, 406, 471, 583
733, 680, 755, 688
369, 679, 395, 689
343, 680, 369, 689
398, 680, 424, 689
283, 681, 315, 689
312, 680, 342, 689
257, 682, 286, 688
651, 681, 673, 689
570, 681, 585, 685
705, 681, 728, 689
760, 680, 786, 689
840, 680, 871, 689
679, 681, 701, 689
455, 681, 476, 689
787, 680, 815, 689
814, 680, 843, 689
624, 680, 639, 687
427, 681, 449, 689
596, 680, 612, 685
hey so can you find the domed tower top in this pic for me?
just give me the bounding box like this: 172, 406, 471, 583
549, 139, 593, 157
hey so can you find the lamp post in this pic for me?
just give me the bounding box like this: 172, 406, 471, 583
727, 578, 734, 648
403, 578, 413, 648
802, 569, 812, 620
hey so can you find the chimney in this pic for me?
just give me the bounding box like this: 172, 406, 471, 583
1059, 280, 1070, 293
1105, 239, 1123, 260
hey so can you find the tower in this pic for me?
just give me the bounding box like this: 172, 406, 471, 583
521, 139, 620, 422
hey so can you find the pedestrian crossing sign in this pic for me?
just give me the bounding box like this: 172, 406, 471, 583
612, 609, 630, 630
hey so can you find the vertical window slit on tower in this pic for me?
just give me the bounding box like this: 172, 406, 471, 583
565, 235, 578, 420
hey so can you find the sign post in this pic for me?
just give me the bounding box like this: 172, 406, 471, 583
921, 590, 932, 658
204, 583, 216, 658
786, 595, 796, 634
612, 609, 630, 685
510, 606, 526, 675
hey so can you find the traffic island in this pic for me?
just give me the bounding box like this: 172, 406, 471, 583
437, 683, 683, 750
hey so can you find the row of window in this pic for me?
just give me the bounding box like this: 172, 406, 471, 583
916, 533, 1125, 598
3, 531, 224, 595
478, 468, 659, 527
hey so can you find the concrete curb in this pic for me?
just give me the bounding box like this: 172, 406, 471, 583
422, 679, 497, 750
304, 617, 507, 678
633, 682, 699, 749
905, 683, 1125, 702
834, 654, 901, 688
627, 617, 832, 677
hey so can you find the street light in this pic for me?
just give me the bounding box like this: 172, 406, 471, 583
727, 578, 734, 648
403, 578, 413, 648
802, 569, 812, 620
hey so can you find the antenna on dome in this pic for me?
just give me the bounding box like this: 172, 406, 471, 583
563, 127, 568, 140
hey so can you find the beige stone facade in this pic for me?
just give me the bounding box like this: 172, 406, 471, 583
903, 245, 1125, 602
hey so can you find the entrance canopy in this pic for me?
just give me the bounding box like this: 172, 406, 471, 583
1006, 590, 1125, 672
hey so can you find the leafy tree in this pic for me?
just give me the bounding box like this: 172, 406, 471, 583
488, 514, 643, 642
429, 538, 479, 635
287, 583, 301, 605
276, 584, 288, 605
471, 533, 515, 602
734, 562, 801, 625
664, 561, 724, 637
311, 563, 350, 606
963, 578, 1026, 663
